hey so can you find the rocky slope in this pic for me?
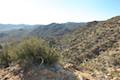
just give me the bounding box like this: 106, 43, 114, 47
60, 16, 120, 79
0, 63, 96, 80
61, 16, 120, 64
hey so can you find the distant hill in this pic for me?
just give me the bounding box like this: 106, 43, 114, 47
30, 22, 86, 39
0, 24, 39, 43
0, 24, 36, 32
0, 22, 86, 42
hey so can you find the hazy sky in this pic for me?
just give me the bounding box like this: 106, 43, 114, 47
0, 0, 120, 24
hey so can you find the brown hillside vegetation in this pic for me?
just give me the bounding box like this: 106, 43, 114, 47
61, 16, 120, 64
61, 16, 120, 79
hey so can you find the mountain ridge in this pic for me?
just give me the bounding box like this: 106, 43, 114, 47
0, 22, 86, 43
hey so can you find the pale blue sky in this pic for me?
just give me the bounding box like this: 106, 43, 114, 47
0, 0, 120, 24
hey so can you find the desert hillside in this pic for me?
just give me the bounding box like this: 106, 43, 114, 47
0, 16, 120, 80
60, 16, 120, 79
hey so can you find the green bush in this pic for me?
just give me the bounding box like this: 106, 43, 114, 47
0, 37, 59, 67
0, 53, 10, 68
0, 44, 11, 68
0, 44, 2, 49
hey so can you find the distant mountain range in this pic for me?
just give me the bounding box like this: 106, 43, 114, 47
0, 24, 37, 32
31, 22, 86, 39
0, 22, 86, 42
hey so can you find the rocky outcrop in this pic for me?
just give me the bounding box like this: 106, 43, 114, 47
0, 63, 97, 80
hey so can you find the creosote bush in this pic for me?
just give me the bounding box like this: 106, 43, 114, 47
0, 37, 59, 67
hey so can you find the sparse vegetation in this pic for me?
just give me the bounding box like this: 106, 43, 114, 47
60, 16, 120, 79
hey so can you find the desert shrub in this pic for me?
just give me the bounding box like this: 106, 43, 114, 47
0, 53, 10, 68
0, 44, 2, 49
0, 46, 11, 68
0, 37, 59, 67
